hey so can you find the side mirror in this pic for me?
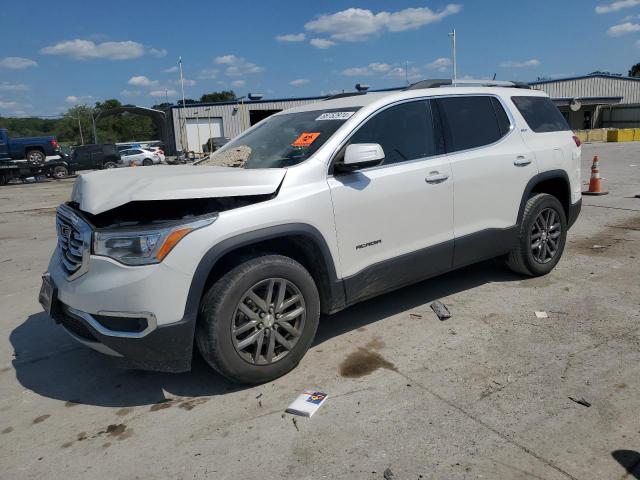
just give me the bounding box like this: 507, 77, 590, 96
335, 143, 385, 173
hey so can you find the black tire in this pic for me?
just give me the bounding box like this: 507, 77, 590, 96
103, 161, 118, 169
142, 159, 153, 166
26, 150, 45, 163
52, 165, 68, 179
506, 193, 567, 276
196, 254, 320, 384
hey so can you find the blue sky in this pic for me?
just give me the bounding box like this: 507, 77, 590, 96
0, 0, 639, 117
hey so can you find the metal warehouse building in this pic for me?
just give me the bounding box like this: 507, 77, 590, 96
167, 96, 326, 154
164, 73, 640, 153
530, 73, 640, 130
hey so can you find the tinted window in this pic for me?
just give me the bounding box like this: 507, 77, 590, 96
348, 100, 437, 165
436, 96, 504, 152
511, 96, 570, 133
491, 97, 511, 136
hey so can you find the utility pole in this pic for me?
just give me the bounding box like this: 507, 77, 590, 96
178, 57, 189, 152
90, 109, 97, 144
448, 29, 457, 81
404, 60, 409, 85
76, 115, 84, 145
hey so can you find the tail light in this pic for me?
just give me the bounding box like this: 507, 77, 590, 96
572, 135, 581, 147
51, 139, 59, 149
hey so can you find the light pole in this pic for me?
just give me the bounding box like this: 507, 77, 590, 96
448, 29, 457, 82
178, 56, 189, 152
195, 110, 202, 155
73, 115, 84, 145
90, 109, 97, 144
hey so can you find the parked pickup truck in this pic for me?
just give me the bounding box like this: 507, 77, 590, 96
0, 127, 60, 162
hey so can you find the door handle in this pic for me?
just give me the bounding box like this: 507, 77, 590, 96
514, 155, 532, 166
425, 172, 449, 184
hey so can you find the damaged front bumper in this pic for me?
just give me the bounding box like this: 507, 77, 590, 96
40, 249, 198, 372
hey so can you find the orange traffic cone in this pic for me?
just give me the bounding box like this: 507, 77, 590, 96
583, 155, 608, 196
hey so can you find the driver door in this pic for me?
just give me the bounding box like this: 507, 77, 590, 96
327, 99, 454, 304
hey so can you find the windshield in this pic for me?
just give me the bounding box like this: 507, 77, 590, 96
200, 108, 360, 169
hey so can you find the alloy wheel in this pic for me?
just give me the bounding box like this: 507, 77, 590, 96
231, 278, 306, 365
530, 207, 561, 264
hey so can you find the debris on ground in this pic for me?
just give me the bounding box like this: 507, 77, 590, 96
568, 397, 591, 407
286, 391, 328, 417
430, 300, 451, 321
534, 311, 549, 319
409, 313, 422, 319
383, 467, 395, 480
291, 417, 299, 432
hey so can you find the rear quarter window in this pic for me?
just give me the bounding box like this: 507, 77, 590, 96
511, 96, 570, 133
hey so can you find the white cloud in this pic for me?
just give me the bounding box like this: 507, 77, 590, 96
214, 55, 264, 76
596, 0, 640, 13
310, 38, 337, 49
164, 66, 178, 73
341, 62, 392, 76
41, 39, 146, 60
198, 68, 218, 79
387, 65, 422, 80
40, 39, 165, 60
0, 100, 18, 109
0, 82, 30, 91
276, 33, 306, 42
607, 21, 640, 35
499, 59, 541, 68
426, 57, 452, 72
148, 47, 167, 58
128, 75, 159, 87
65, 95, 94, 104
231, 79, 246, 88
0, 57, 37, 69
289, 78, 310, 86
120, 89, 141, 97
305, 5, 461, 42
149, 89, 177, 97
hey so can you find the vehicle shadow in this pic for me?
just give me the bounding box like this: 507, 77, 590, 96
314, 259, 521, 345
10, 259, 521, 408
612, 450, 640, 479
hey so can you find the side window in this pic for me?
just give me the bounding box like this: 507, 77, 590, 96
348, 100, 438, 165
121, 149, 131, 156
436, 96, 505, 153
491, 97, 511, 136
511, 96, 570, 133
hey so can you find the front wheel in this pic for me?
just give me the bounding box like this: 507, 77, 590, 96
52, 165, 69, 179
103, 161, 118, 169
142, 159, 153, 166
506, 193, 567, 276
196, 254, 320, 384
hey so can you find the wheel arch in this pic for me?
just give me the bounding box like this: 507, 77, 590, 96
517, 170, 571, 227
184, 224, 345, 326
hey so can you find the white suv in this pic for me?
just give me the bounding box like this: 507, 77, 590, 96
39, 80, 582, 384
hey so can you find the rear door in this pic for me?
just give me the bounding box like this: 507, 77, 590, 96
328, 99, 454, 303
435, 95, 537, 267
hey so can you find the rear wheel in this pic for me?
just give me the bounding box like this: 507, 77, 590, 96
52, 165, 68, 179
196, 254, 320, 384
142, 158, 153, 166
26, 150, 45, 163
506, 193, 567, 276
103, 161, 118, 169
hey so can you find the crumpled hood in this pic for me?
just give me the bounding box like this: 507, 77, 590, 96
71, 165, 286, 215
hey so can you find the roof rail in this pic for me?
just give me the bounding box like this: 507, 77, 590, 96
324, 91, 368, 100
406, 78, 531, 90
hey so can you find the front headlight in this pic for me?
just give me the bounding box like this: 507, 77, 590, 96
93, 215, 217, 265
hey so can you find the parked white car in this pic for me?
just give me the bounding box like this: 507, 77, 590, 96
144, 147, 165, 163
120, 148, 161, 166
40, 79, 581, 384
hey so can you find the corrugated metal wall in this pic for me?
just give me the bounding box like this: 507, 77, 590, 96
531, 76, 640, 103
171, 98, 323, 151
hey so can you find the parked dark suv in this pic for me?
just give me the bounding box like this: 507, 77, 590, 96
69, 144, 121, 171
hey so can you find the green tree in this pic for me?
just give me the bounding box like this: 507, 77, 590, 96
629, 63, 640, 78
177, 99, 197, 106
200, 90, 236, 103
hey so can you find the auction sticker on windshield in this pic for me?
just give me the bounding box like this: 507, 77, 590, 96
292, 132, 321, 147
315, 111, 355, 121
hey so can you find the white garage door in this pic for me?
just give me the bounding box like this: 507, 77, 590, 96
184, 117, 223, 152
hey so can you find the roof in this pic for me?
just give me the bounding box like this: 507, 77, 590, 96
530, 73, 640, 85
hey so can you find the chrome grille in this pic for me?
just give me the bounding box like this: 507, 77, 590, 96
56, 205, 91, 280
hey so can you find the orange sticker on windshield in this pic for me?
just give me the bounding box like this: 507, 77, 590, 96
292, 132, 320, 147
